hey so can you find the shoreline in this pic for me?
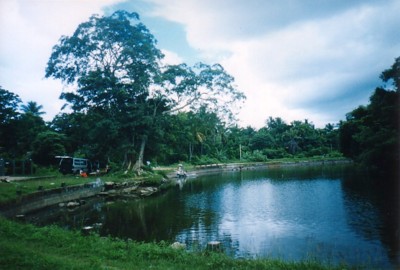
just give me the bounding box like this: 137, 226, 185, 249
1, 158, 352, 217
171, 158, 352, 178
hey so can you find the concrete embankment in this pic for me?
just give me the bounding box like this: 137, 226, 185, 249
0, 182, 103, 217
180, 159, 352, 178
1, 159, 351, 217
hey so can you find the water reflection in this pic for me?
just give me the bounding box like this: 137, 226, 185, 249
341, 170, 399, 267
26, 164, 399, 268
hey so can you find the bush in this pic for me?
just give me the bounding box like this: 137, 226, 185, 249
243, 150, 267, 162
261, 148, 287, 159
191, 156, 221, 165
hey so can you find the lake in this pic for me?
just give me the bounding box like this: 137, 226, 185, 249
26, 164, 399, 268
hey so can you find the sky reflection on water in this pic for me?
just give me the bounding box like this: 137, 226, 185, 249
26, 165, 399, 268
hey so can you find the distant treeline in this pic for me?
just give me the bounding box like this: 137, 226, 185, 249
1, 57, 398, 175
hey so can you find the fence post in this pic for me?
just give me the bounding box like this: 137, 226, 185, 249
22, 160, 25, 175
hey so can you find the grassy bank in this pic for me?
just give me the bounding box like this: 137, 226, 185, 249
0, 172, 167, 205
0, 157, 350, 205
0, 217, 347, 270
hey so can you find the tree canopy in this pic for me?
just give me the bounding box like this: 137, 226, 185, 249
339, 57, 399, 174
45, 10, 245, 171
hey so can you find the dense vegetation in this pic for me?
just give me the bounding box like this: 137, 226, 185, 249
339, 57, 399, 175
0, 10, 398, 176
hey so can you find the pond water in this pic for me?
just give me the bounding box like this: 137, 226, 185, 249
26, 164, 399, 268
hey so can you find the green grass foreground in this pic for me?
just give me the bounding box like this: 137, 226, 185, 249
0, 218, 349, 270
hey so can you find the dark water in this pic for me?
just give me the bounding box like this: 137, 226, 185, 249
26, 165, 399, 268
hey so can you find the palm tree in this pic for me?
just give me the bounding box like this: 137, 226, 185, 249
20, 101, 45, 117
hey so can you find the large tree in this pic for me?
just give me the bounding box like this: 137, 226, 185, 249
0, 87, 21, 157
45, 10, 245, 171
339, 57, 399, 174
0, 86, 21, 125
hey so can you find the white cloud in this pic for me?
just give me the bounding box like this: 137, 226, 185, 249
145, 0, 400, 128
0, 0, 125, 121
161, 49, 184, 65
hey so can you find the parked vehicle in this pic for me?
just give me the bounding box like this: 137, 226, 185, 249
56, 156, 91, 175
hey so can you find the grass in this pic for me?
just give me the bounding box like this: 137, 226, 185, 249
0, 217, 349, 270
0, 170, 170, 204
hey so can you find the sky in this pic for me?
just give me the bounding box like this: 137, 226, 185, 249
1, 0, 399, 129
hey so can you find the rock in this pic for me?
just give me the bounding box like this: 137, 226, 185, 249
122, 186, 138, 194
139, 187, 158, 197
104, 181, 115, 190
170, 242, 186, 250
66, 201, 80, 208
1, 178, 10, 183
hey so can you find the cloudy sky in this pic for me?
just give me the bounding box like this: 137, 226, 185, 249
1, 0, 399, 128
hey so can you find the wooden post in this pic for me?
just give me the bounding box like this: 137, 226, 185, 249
206, 241, 222, 252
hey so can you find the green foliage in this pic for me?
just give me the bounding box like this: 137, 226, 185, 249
262, 148, 288, 159
0, 87, 22, 158
339, 57, 399, 174
0, 90, 49, 160
243, 150, 268, 162
31, 131, 67, 166
0, 86, 21, 125
20, 101, 45, 117
44, 10, 245, 171
192, 155, 221, 165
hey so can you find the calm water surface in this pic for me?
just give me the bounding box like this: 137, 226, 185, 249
28, 165, 399, 268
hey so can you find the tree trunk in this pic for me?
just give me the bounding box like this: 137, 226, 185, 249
189, 142, 193, 162
123, 137, 135, 174
133, 135, 147, 174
